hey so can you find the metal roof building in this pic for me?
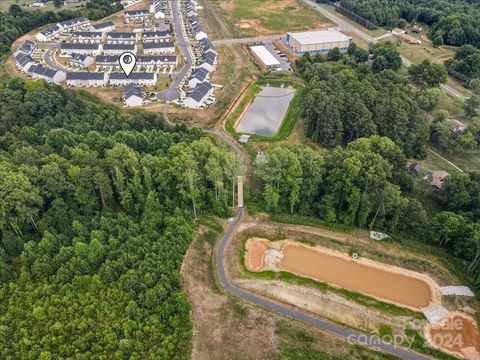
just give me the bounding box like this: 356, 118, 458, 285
286, 29, 352, 55
250, 45, 280, 70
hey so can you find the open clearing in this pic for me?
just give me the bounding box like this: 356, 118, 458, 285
425, 312, 480, 359
246, 238, 440, 310
219, 0, 331, 37
236, 86, 295, 136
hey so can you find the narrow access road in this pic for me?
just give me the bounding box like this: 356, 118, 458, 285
302, 0, 467, 102
213, 34, 284, 45
215, 207, 431, 360
157, 0, 192, 101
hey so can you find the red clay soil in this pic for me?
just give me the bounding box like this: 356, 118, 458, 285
246, 239, 268, 272
427, 313, 480, 359
280, 244, 434, 309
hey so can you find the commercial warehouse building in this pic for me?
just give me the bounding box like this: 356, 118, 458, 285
250, 45, 280, 71
286, 29, 352, 55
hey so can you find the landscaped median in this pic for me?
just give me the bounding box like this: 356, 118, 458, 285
225, 78, 304, 142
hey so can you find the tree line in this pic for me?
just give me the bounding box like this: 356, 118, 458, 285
299, 43, 430, 158
0, 77, 241, 358
0, 1, 123, 57
337, 0, 480, 48
254, 139, 480, 290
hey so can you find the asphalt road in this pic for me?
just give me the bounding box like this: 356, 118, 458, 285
157, 0, 192, 101
43, 43, 65, 71
215, 207, 431, 360
213, 34, 284, 45
302, 0, 467, 101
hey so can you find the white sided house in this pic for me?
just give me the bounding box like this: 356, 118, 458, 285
188, 67, 209, 88
124, 83, 144, 107
17, 40, 37, 55
137, 55, 178, 68
198, 52, 216, 72
71, 31, 104, 43
95, 55, 120, 69
60, 43, 103, 56
106, 32, 138, 43
91, 21, 116, 32
28, 64, 66, 84
14, 53, 36, 72
66, 71, 108, 87
183, 82, 213, 109
143, 41, 175, 54
103, 43, 137, 55
142, 30, 171, 42
109, 72, 157, 86
58, 17, 90, 33
150, 0, 166, 19
69, 53, 95, 68
124, 9, 150, 23
36, 24, 62, 42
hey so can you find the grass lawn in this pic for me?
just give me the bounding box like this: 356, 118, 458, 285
220, 0, 331, 36
1, 0, 85, 12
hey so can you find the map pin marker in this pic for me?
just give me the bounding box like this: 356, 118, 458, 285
119, 52, 136, 77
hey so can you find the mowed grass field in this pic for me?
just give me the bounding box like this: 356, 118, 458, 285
219, 0, 331, 36
1, 0, 85, 12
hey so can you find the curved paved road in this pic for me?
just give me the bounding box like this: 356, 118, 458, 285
162, 105, 429, 360
215, 208, 431, 360
157, 0, 192, 101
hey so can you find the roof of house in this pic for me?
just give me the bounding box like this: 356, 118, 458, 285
15, 53, 35, 67
59, 17, 89, 27
188, 82, 212, 102
103, 43, 135, 50
60, 43, 101, 50
125, 83, 143, 99
110, 72, 155, 80
18, 40, 36, 53
431, 171, 449, 189
95, 55, 119, 64
201, 52, 216, 66
143, 41, 174, 49
28, 64, 59, 79
92, 21, 114, 30
125, 9, 149, 15
287, 29, 351, 45
190, 67, 209, 81
40, 25, 61, 37
107, 32, 136, 39
408, 163, 421, 176
70, 53, 89, 62
66, 72, 105, 80
142, 30, 170, 38
72, 31, 103, 38
137, 55, 177, 62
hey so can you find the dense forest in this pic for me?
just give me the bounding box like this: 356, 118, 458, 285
0, 77, 241, 357
254, 139, 480, 290
337, 0, 480, 48
300, 43, 429, 158
0, 0, 122, 56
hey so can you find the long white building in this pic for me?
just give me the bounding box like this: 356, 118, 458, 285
109, 72, 157, 86
66, 72, 108, 87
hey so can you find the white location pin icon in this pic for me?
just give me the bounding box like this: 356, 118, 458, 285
119, 52, 136, 77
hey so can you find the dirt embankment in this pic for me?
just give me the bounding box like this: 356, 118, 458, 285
245, 237, 441, 310
181, 224, 277, 360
